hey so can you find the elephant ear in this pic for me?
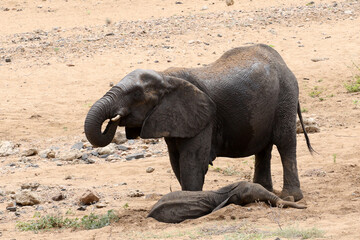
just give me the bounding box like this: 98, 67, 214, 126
140, 76, 215, 138
212, 194, 237, 213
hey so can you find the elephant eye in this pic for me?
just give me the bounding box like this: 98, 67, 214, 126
133, 89, 144, 100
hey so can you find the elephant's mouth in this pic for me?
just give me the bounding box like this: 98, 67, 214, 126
125, 126, 142, 139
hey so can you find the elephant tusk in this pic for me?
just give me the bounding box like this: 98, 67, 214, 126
111, 115, 121, 122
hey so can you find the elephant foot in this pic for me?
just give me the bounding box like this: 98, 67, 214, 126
280, 188, 303, 202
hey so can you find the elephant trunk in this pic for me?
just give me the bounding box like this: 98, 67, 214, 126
84, 95, 119, 147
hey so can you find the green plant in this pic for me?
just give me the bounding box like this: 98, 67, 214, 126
213, 166, 241, 176
65, 208, 74, 215
123, 203, 129, 209
17, 210, 119, 232
268, 44, 275, 48
306, 1, 315, 6
16, 215, 79, 232
309, 86, 322, 98
81, 210, 119, 230
273, 226, 325, 239
301, 108, 308, 113
344, 75, 360, 92
332, 154, 337, 163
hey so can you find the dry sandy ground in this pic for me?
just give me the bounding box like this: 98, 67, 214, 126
0, 0, 360, 239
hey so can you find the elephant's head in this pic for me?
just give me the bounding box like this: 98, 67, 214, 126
84, 69, 215, 147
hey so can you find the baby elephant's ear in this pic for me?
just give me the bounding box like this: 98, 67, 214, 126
212, 194, 238, 212
140, 76, 215, 138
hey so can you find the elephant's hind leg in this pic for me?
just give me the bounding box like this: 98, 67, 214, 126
247, 183, 306, 209
253, 144, 273, 192
273, 114, 303, 201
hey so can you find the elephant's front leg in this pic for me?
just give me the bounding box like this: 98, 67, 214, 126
176, 124, 213, 191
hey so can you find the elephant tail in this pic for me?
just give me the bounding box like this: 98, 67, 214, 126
297, 102, 315, 155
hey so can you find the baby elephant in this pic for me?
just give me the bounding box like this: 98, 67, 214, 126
148, 181, 306, 223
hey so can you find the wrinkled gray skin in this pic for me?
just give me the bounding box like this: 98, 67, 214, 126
84, 44, 314, 201
148, 181, 306, 223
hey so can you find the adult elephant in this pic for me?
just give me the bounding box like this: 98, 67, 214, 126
84, 44, 313, 201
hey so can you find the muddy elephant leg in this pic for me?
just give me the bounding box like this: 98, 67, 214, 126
176, 124, 213, 191
165, 138, 181, 183
274, 117, 303, 201
253, 144, 273, 192
277, 142, 303, 201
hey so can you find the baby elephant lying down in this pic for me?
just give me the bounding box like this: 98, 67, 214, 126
148, 181, 306, 223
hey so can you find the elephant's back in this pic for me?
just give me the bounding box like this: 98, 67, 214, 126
192, 45, 287, 156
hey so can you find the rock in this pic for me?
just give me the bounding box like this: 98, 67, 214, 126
35, 205, 44, 211
77, 205, 87, 211
126, 153, 145, 161
21, 182, 40, 191
71, 142, 83, 150
106, 154, 120, 162
22, 148, 38, 157
97, 143, 116, 155
64, 175, 72, 180
0, 141, 18, 157
83, 141, 93, 149
5, 58, 11, 63
6, 202, 15, 208
91, 151, 99, 157
146, 167, 155, 173
59, 150, 81, 161
47, 150, 56, 158
6, 206, 17, 212
226, 0, 234, 6
52, 193, 65, 201
302, 169, 327, 177
28, 164, 39, 168
95, 203, 107, 208
39, 149, 55, 158
6, 202, 16, 212
81, 153, 89, 161
15, 192, 41, 206
311, 58, 329, 62
297, 117, 320, 133
117, 145, 128, 151
79, 190, 100, 205
87, 158, 96, 164
128, 190, 144, 198
201, 5, 208, 10
112, 131, 127, 144
142, 139, 159, 144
